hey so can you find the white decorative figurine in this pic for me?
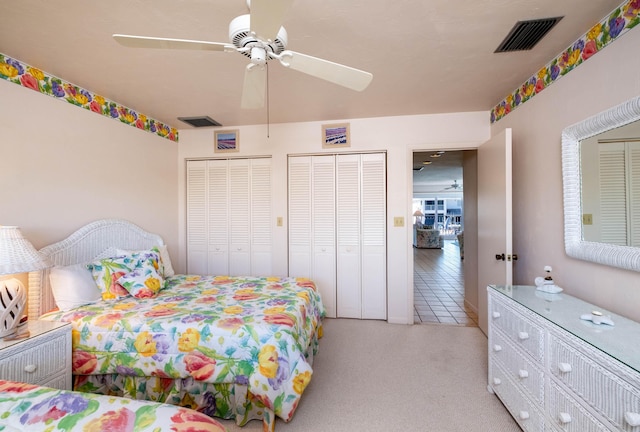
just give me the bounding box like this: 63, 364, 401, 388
534, 265, 563, 294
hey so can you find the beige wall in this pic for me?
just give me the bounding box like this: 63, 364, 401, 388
491, 27, 640, 322
177, 112, 490, 324
0, 79, 179, 261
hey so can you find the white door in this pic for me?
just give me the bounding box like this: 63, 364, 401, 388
250, 158, 272, 276
229, 159, 251, 276
336, 154, 362, 318
477, 128, 513, 334
207, 160, 230, 276
361, 153, 387, 319
186, 160, 208, 274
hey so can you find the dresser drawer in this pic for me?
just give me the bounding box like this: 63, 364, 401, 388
548, 379, 610, 432
0, 325, 70, 385
548, 332, 640, 431
490, 328, 544, 405
491, 362, 545, 432
489, 293, 544, 363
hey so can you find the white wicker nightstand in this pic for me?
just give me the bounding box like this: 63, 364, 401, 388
0, 320, 72, 390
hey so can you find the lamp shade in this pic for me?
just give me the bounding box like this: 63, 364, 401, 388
413, 209, 424, 217
0, 226, 49, 275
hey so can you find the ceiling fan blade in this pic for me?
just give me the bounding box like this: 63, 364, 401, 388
113, 34, 230, 51
250, 0, 294, 41
241, 64, 267, 109
278, 50, 373, 91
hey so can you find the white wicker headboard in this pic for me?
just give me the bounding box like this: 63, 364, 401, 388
28, 219, 165, 319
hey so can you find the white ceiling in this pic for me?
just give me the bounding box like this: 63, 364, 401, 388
0, 0, 622, 129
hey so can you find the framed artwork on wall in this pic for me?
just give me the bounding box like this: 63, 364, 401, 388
214, 130, 239, 153
322, 123, 350, 148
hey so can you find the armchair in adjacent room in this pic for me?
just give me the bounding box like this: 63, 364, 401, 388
413, 226, 444, 249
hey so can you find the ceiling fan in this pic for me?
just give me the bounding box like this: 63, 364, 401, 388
444, 180, 462, 190
112, 0, 373, 109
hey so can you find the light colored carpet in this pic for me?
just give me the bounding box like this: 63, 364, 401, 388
219, 319, 520, 431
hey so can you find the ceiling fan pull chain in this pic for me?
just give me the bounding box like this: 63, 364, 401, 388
266, 62, 270, 138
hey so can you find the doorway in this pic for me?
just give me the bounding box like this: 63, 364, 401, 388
412, 150, 478, 325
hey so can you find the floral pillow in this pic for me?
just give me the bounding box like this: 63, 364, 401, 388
116, 246, 174, 278
117, 256, 164, 299
87, 255, 138, 301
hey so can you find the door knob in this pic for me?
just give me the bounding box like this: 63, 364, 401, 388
495, 254, 505, 261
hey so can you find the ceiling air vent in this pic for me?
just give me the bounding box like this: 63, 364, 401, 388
495, 17, 563, 52
177, 116, 222, 128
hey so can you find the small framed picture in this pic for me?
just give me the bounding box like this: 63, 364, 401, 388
322, 123, 350, 148
214, 130, 239, 153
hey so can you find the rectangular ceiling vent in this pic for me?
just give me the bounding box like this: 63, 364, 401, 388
495, 16, 563, 52
177, 116, 222, 128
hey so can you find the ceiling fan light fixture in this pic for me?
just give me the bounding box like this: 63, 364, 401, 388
422, 161, 432, 165
229, 14, 288, 58
430, 153, 442, 158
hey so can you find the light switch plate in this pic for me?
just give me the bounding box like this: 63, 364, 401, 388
277, 216, 283, 227
394, 217, 404, 227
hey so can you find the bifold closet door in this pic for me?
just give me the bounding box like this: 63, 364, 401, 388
336, 153, 386, 319
359, 153, 387, 319
288, 153, 385, 319
288, 155, 337, 318
187, 158, 272, 276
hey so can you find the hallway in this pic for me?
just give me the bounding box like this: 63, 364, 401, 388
413, 240, 478, 326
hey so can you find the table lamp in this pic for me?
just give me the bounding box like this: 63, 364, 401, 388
413, 209, 424, 226
0, 226, 49, 338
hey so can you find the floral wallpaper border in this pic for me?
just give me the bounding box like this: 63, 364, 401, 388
0, 53, 178, 142
491, 0, 639, 123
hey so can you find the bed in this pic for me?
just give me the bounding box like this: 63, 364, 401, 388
28, 219, 325, 431
0, 379, 226, 431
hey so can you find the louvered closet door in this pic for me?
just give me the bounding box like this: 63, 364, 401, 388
207, 160, 230, 275
360, 153, 386, 319
336, 154, 362, 318
250, 158, 273, 276
311, 156, 337, 318
186, 161, 208, 274
229, 159, 251, 276
629, 142, 640, 246
288, 156, 337, 317
288, 157, 313, 278
599, 143, 628, 245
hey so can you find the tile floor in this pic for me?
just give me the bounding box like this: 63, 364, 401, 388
413, 240, 478, 326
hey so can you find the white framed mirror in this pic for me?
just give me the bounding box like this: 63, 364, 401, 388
562, 94, 640, 272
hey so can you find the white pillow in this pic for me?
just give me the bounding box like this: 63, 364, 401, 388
115, 245, 175, 277
49, 263, 102, 311
158, 245, 175, 277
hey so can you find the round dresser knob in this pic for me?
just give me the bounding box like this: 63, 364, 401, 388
493, 345, 502, 352
558, 362, 572, 373
492, 311, 501, 319
518, 331, 529, 340
518, 369, 529, 379
24, 364, 37, 373
559, 412, 572, 424
625, 412, 640, 427
519, 411, 530, 420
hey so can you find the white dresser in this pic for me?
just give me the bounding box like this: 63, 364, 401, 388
487, 285, 640, 432
0, 320, 72, 390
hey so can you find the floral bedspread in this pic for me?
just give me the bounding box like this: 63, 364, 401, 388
42, 275, 325, 423
0, 380, 226, 431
